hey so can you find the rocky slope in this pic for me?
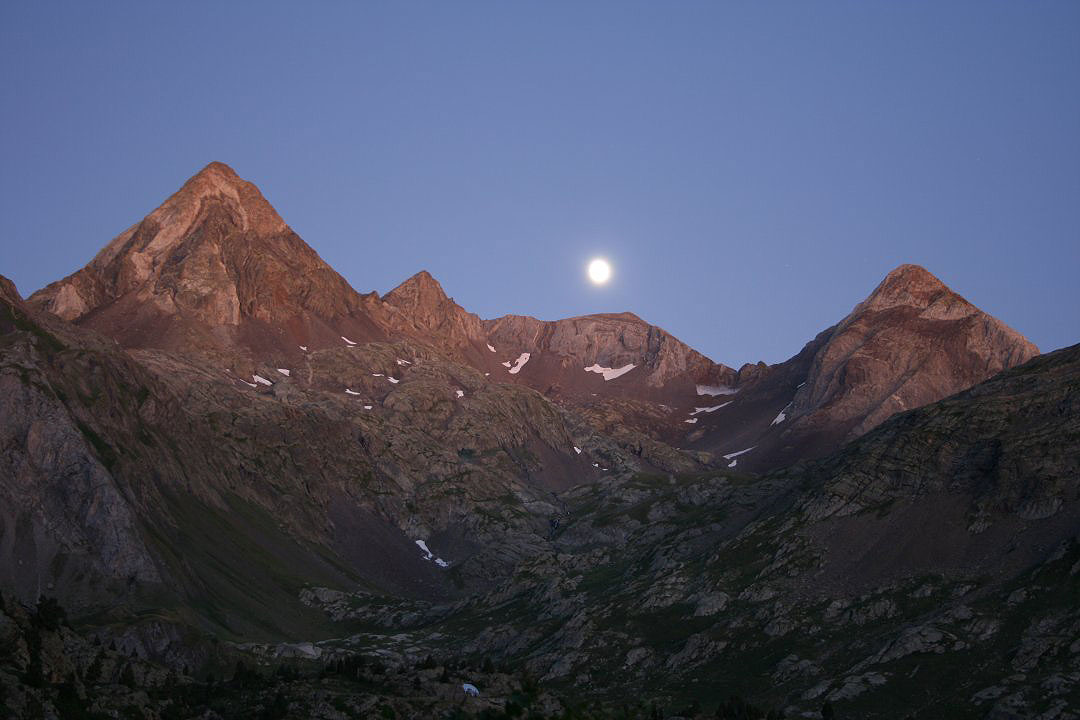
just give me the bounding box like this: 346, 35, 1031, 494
296, 344, 1080, 718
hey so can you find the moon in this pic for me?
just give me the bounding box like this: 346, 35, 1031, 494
588, 258, 612, 285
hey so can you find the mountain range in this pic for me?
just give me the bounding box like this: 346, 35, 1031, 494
1, 163, 1072, 719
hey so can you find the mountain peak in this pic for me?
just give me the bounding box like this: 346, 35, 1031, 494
381, 270, 484, 344
26, 165, 383, 350
857, 263, 971, 319
195, 160, 241, 179
384, 270, 450, 308
0, 274, 20, 307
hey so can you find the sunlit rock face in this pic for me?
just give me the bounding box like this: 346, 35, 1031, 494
790, 264, 1039, 439
684, 264, 1040, 472
28, 162, 388, 355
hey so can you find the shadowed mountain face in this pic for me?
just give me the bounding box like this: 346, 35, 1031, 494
1, 163, 1066, 718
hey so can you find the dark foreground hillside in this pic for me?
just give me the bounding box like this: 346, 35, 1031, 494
1, 343, 1077, 718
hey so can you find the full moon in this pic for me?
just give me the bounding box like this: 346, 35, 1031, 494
588, 258, 612, 285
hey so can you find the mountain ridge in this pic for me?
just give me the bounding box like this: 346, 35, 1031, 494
22, 163, 1040, 471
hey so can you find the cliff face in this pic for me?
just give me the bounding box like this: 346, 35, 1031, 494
483, 311, 737, 392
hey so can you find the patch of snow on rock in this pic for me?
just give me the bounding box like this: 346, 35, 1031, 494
455, 390, 464, 398
507, 352, 531, 374
487, 343, 496, 352
771, 402, 793, 426
345, 389, 361, 395
372, 373, 383, 377
253, 375, 272, 386
277, 368, 290, 377
690, 402, 733, 415
299, 345, 308, 351
728, 459, 738, 468
341, 336, 357, 346
574, 446, 582, 454
723, 446, 756, 460
415, 539, 450, 568
696, 385, 738, 396
363, 405, 372, 410
584, 363, 636, 381
387, 377, 399, 384
684, 418, 698, 424
396, 359, 411, 365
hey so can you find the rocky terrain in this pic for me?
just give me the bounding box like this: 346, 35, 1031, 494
0, 162, 1071, 719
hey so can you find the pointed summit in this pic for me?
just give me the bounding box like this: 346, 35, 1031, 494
785, 263, 1038, 447
857, 264, 974, 319
381, 270, 483, 344
383, 270, 450, 309
28, 164, 384, 353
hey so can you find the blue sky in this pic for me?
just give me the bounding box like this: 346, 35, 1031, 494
2, 2, 1077, 366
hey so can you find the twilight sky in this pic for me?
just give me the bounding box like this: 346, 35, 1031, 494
2, 2, 1077, 366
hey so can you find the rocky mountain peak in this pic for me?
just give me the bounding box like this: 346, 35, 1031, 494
381, 270, 483, 343
27, 164, 383, 352
786, 264, 1039, 446
856, 263, 976, 321
383, 270, 450, 310
0, 274, 20, 308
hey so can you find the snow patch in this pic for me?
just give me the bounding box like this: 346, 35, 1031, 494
396, 359, 411, 366
506, 352, 531, 374
345, 389, 361, 395
771, 402, 793, 426
363, 405, 372, 410
253, 375, 272, 386
455, 390, 464, 398
487, 343, 496, 353
341, 336, 357, 346
684, 418, 698, 424
241, 380, 257, 388
415, 539, 450, 568
584, 363, 636, 381
690, 402, 733, 415
277, 368, 290, 377
387, 377, 399, 384
723, 446, 756, 460
372, 373, 383, 377
697, 385, 738, 396
728, 459, 738, 468
299, 345, 308, 351
573, 446, 582, 454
